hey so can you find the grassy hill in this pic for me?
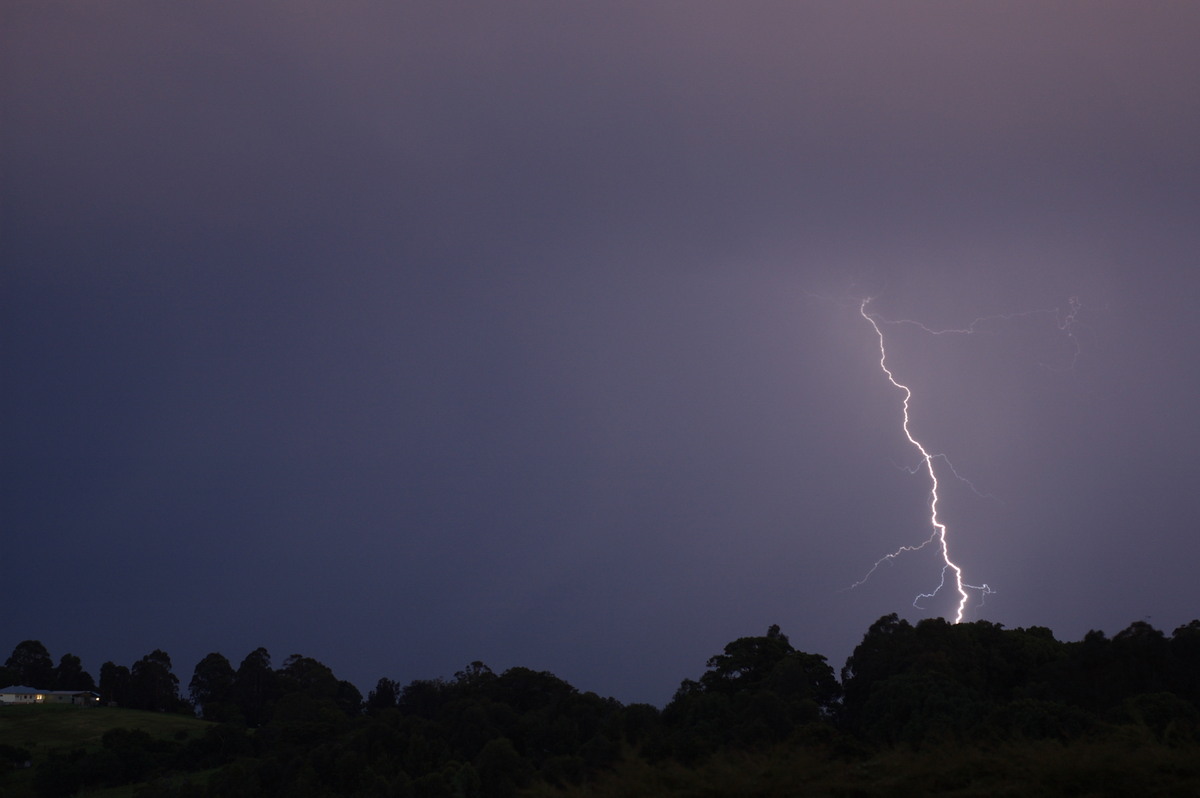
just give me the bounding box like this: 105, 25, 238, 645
524, 737, 1200, 798
0, 704, 208, 755
0, 704, 211, 797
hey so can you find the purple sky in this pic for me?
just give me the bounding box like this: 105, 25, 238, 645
4, 3, 1199, 706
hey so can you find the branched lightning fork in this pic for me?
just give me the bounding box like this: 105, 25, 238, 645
882, 298, 1079, 337
852, 298, 993, 623
897, 453, 1004, 505
878, 297, 1084, 370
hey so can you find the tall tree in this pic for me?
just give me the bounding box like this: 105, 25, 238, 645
234, 647, 279, 727
130, 649, 182, 712
99, 662, 131, 706
190, 652, 237, 721
454, 661, 497, 692
5, 640, 54, 687
700, 624, 797, 691
277, 654, 338, 699
52, 653, 96, 691
663, 625, 840, 757
366, 677, 400, 714
335, 679, 364, 717
1169, 620, 1200, 702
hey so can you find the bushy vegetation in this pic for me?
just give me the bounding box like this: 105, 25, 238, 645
2, 615, 1199, 796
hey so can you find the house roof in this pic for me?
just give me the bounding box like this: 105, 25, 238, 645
0, 681, 96, 696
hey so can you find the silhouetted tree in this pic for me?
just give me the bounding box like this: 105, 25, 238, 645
662, 625, 840, 759
490, 666, 583, 719
98, 661, 131, 706
454, 660, 497, 691
233, 647, 279, 727
6, 640, 54, 687
837, 615, 1135, 745
840, 614, 915, 711
701, 624, 794, 690
1170, 620, 1200, 703
1111, 620, 1170, 696
130, 649, 183, 712
277, 654, 338, 699
397, 678, 448, 720
335, 679, 364, 717
366, 677, 400, 714
52, 653, 96, 692
189, 652, 237, 721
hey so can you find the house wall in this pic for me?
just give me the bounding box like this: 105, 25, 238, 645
0, 690, 99, 705
46, 692, 99, 705
0, 692, 43, 704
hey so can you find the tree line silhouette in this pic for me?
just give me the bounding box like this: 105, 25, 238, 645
3, 614, 1199, 796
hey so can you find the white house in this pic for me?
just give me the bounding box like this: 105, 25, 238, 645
0, 685, 100, 706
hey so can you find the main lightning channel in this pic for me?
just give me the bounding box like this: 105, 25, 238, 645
855, 298, 992, 623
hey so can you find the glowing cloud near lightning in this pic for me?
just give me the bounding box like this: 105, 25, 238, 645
852, 298, 993, 623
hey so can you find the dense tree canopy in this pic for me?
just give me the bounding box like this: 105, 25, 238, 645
366, 676, 400, 714
51, 653, 96, 692
1, 641, 97, 696
129, 649, 183, 713
98, 661, 131, 706
839, 615, 1200, 746
189, 652, 236, 722
233, 647, 278, 727
659, 625, 841, 761
7, 615, 1200, 797
4, 640, 54, 687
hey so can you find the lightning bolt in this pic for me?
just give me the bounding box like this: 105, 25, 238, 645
877, 296, 1084, 369
808, 290, 1081, 618
853, 297, 993, 623
896, 453, 1004, 505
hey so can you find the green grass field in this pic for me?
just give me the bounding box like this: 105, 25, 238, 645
0, 704, 211, 797
0, 704, 209, 758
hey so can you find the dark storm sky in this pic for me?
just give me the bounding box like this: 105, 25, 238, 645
4, 2, 1199, 705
